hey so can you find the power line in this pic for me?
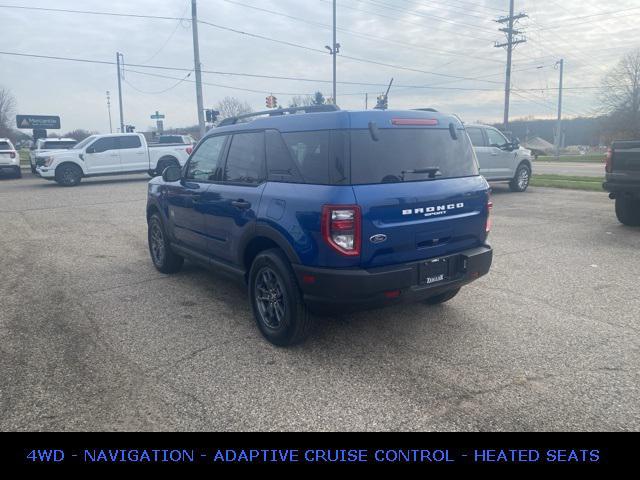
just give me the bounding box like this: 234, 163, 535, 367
533, 5, 640, 31
0, 4, 185, 21
123, 68, 311, 96
0, 3, 507, 85
0, 50, 624, 92
316, 0, 496, 43
219, 0, 505, 65
137, 1, 191, 65
123, 70, 193, 94
355, 0, 497, 34
397, 0, 499, 20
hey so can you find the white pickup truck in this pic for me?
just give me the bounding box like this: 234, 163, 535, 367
36, 133, 192, 186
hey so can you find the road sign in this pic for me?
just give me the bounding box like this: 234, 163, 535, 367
16, 115, 61, 129
150, 111, 165, 120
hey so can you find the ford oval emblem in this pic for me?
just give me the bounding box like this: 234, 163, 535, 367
370, 234, 387, 244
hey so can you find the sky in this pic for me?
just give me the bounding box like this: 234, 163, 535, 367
2, 0, 640, 134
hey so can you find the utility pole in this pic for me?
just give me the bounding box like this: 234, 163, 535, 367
106, 91, 113, 134
365, 93, 368, 110
332, 0, 337, 105
495, 0, 527, 130
555, 58, 564, 159
116, 52, 125, 133
191, 0, 205, 138
325, 1, 340, 106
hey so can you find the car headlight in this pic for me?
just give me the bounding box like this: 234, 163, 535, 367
44, 156, 55, 167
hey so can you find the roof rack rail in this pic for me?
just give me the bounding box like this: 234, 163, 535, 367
412, 108, 439, 112
217, 104, 340, 127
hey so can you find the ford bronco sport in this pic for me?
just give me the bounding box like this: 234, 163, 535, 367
146, 106, 493, 346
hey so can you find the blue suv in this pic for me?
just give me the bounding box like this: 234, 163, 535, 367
147, 106, 493, 346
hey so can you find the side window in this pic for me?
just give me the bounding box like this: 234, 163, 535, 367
265, 130, 303, 183
223, 132, 265, 185
119, 136, 142, 149
185, 135, 228, 181
90, 137, 117, 153
466, 128, 486, 147
281, 131, 330, 184
486, 128, 508, 147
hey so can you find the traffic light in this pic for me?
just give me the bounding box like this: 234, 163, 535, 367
205, 109, 219, 123
266, 95, 277, 109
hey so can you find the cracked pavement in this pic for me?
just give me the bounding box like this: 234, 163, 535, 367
0, 173, 638, 431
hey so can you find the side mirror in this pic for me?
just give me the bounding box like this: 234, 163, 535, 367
162, 165, 182, 182
86, 147, 95, 154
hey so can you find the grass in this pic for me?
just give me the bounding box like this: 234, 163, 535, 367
535, 154, 604, 163
530, 174, 604, 192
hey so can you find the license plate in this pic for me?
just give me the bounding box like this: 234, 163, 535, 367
421, 257, 451, 285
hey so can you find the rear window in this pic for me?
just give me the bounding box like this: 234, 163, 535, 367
119, 136, 142, 149
350, 128, 478, 185
43, 141, 76, 149
0, 141, 12, 150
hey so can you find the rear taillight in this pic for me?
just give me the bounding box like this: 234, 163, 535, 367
9, 151, 16, 159
605, 148, 612, 173
186, 146, 193, 155
486, 201, 493, 234
321, 205, 361, 256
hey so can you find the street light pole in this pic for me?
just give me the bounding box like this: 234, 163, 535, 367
555, 59, 564, 160
106, 91, 113, 134
116, 52, 125, 133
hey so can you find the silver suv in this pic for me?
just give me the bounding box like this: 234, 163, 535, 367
466, 124, 533, 192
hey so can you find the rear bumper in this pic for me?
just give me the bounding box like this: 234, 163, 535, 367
0, 164, 20, 173
603, 181, 640, 195
293, 245, 492, 310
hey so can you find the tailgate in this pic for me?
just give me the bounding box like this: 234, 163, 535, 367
612, 141, 640, 172
353, 176, 490, 268
0, 151, 15, 164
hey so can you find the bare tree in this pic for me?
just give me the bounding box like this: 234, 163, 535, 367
288, 95, 314, 108
601, 49, 640, 139
0, 87, 17, 140
215, 97, 253, 121
63, 129, 95, 141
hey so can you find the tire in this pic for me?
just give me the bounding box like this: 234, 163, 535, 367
615, 196, 640, 226
249, 248, 312, 346
155, 157, 178, 177
148, 213, 184, 273
14, 167, 22, 179
54, 163, 82, 187
30, 164, 36, 174
509, 163, 531, 192
423, 287, 461, 305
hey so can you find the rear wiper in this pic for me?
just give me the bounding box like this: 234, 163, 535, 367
401, 167, 441, 180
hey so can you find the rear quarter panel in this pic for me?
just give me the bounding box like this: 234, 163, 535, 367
258, 183, 358, 268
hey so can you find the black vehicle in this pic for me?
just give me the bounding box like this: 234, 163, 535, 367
603, 140, 640, 226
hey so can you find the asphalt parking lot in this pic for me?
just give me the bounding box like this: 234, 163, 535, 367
0, 172, 638, 431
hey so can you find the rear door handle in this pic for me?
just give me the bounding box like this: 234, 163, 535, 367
232, 199, 251, 210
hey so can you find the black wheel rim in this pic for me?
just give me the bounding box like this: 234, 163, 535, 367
255, 267, 286, 329
63, 168, 76, 185
150, 220, 165, 266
